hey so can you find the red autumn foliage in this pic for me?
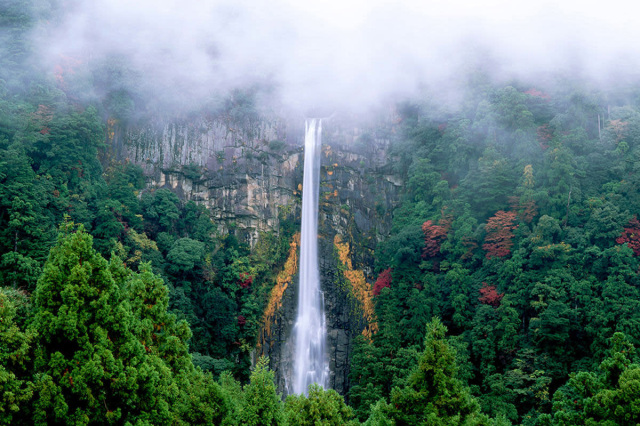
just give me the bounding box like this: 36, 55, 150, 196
479, 282, 504, 307
237, 315, 246, 327
617, 216, 640, 256
509, 196, 538, 224
519, 200, 538, 224
483, 211, 518, 259
422, 210, 454, 262
373, 268, 392, 296
524, 88, 551, 100
32, 104, 53, 121
422, 218, 450, 258
537, 124, 552, 150
31, 104, 53, 135
238, 272, 253, 289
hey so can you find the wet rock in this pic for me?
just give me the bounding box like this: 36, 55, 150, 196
120, 111, 402, 397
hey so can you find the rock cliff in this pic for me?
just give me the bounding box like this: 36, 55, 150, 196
116, 111, 402, 396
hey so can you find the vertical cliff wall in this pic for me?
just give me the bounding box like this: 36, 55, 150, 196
117, 111, 402, 396
116, 114, 300, 246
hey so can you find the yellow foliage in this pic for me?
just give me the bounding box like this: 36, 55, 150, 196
259, 233, 300, 349
608, 119, 628, 142
128, 229, 158, 251
107, 118, 117, 142
334, 235, 378, 340
523, 164, 534, 188
532, 242, 572, 260
126, 229, 159, 266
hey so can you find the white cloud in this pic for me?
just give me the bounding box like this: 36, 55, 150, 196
36, 0, 640, 113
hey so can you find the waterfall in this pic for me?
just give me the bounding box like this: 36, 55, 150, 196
292, 118, 329, 395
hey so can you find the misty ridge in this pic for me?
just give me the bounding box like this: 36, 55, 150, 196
7, 1, 640, 425
9, 0, 640, 119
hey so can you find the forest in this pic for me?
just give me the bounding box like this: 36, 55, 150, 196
4, 0, 640, 425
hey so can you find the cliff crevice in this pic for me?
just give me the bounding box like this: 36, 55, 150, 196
119, 112, 402, 396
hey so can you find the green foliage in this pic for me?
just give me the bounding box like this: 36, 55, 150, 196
388, 318, 489, 425
142, 189, 180, 233
460, 147, 516, 219
549, 332, 640, 425
268, 139, 286, 151
167, 237, 205, 273
15, 224, 227, 425
3, 16, 640, 423
363, 399, 396, 426
284, 383, 359, 425
0, 288, 34, 424
237, 357, 284, 426
363, 79, 640, 425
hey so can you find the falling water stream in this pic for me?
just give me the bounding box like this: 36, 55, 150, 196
292, 118, 329, 395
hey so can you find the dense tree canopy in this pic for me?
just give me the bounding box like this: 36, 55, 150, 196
4, 2, 640, 423
349, 77, 640, 424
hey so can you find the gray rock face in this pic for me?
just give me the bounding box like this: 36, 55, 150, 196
260, 269, 298, 395
119, 115, 302, 246
119, 111, 402, 397
319, 235, 362, 396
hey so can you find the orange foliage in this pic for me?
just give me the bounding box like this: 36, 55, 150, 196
422, 220, 448, 258
422, 209, 453, 259
608, 119, 628, 143
334, 235, 377, 339
483, 211, 518, 259
519, 200, 538, 223
509, 196, 538, 224
107, 118, 117, 142
259, 233, 300, 349
54, 55, 83, 92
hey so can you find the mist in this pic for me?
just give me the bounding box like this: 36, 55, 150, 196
33, 0, 640, 116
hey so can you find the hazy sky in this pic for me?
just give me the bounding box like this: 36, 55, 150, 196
39, 0, 640, 113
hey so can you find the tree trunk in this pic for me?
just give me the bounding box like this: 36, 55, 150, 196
598, 114, 602, 141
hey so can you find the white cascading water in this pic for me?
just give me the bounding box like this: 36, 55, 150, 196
292, 118, 329, 395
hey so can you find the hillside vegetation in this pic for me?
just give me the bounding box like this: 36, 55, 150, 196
3, 1, 640, 423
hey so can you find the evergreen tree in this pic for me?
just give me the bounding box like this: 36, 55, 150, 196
389, 318, 489, 425
29, 224, 225, 425
549, 332, 640, 425
237, 356, 284, 426
0, 288, 34, 425
284, 383, 359, 426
